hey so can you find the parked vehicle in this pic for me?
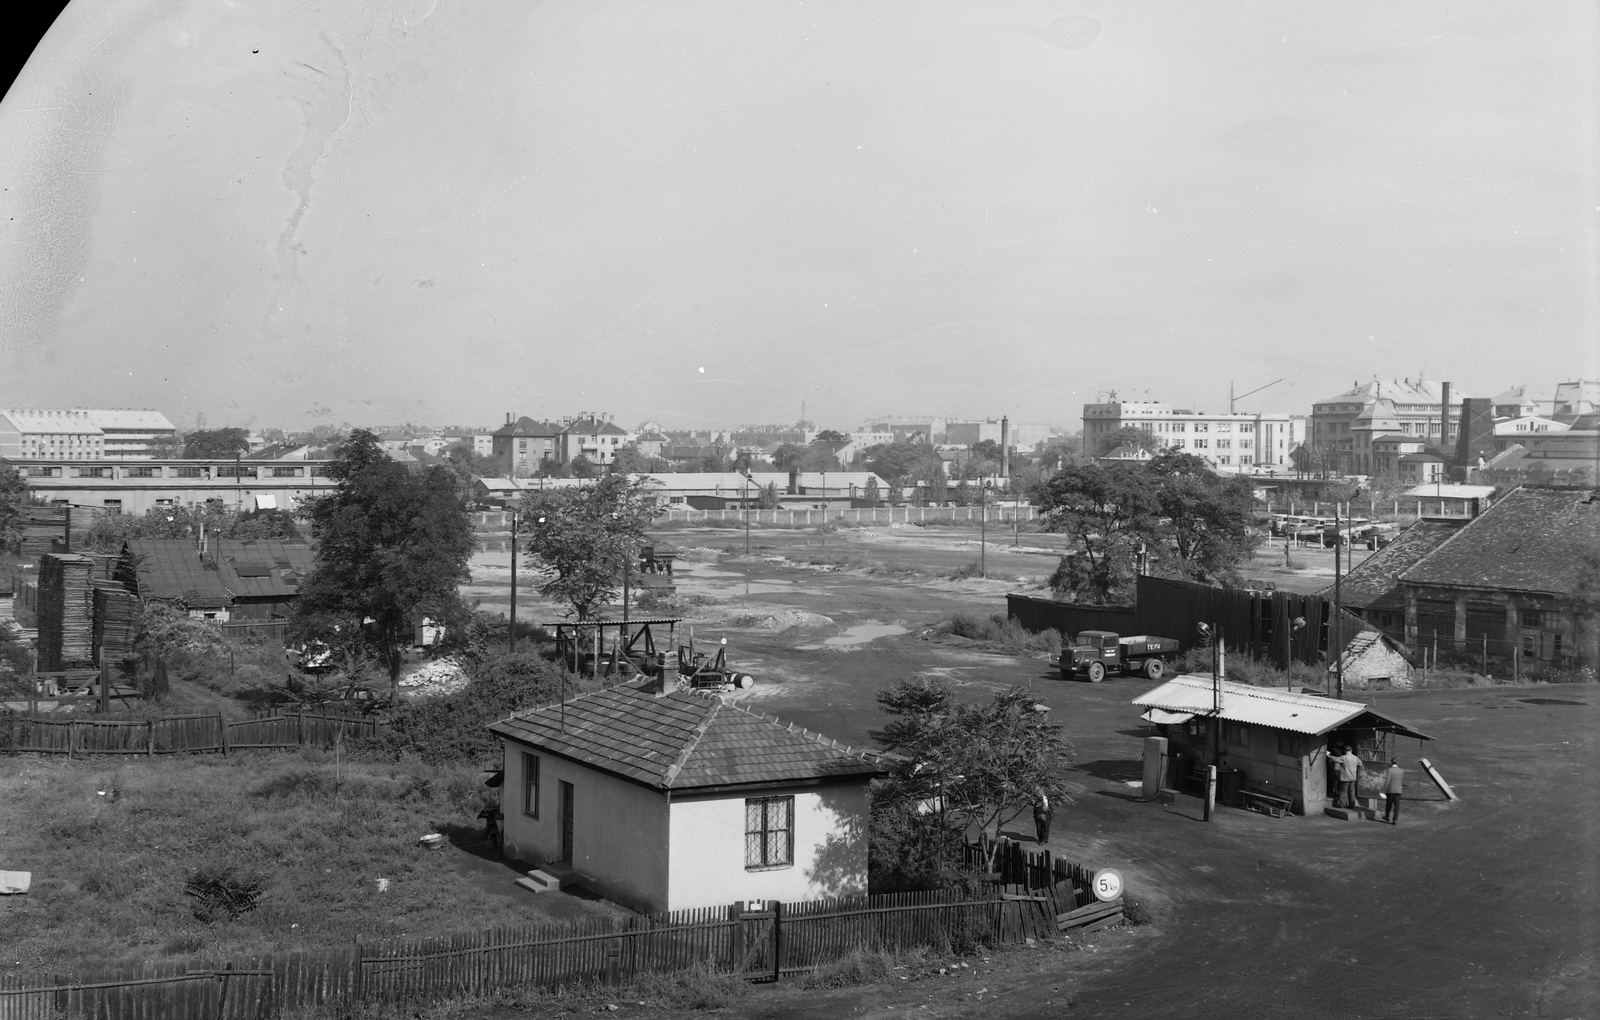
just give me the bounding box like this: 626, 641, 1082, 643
1059, 631, 1180, 682
1321, 518, 1372, 546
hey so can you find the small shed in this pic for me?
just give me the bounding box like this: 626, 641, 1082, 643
1332, 630, 1415, 691
1133, 675, 1432, 815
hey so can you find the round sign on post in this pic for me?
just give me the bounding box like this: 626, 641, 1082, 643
1092, 868, 1123, 902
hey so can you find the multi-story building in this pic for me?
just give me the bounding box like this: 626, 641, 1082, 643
1490, 386, 1540, 421
944, 420, 1004, 446
1310, 380, 1468, 475
864, 417, 946, 445
557, 414, 636, 467
1081, 400, 1306, 474
1550, 380, 1600, 422
0, 408, 179, 461
490, 415, 561, 476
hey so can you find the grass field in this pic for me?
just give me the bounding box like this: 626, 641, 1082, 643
0, 750, 626, 975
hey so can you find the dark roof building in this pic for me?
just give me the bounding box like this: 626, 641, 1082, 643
118, 538, 315, 620
1324, 520, 1464, 641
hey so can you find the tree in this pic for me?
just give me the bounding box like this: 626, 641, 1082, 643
569, 454, 598, 479
815, 429, 848, 443
520, 474, 662, 621
291, 430, 476, 696
771, 444, 805, 471
443, 441, 501, 482
1095, 425, 1162, 457
864, 477, 881, 505
1147, 451, 1259, 585
0, 464, 28, 552
611, 443, 648, 475
146, 434, 186, 458
757, 482, 782, 509
971, 439, 1003, 462
869, 676, 1079, 879
1033, 464, 1161, 604
183, 428, 252, 459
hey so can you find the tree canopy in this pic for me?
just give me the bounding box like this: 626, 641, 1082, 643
85, 503, 300, 550
183, 428, 252, 459
0, 464, 28, 552
869, 676, 1079, 884
770, 444, 806, 471
519, 475, 662, 620
291, 429, 476, 693
1034, 456, 1259, 603
1095, 425, 1162, 457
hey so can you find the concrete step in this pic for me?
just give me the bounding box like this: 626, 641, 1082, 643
1323, 805, 1379, 821
514, 868, 567, 894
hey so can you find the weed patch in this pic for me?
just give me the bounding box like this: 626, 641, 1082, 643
939, 613, 1063, 657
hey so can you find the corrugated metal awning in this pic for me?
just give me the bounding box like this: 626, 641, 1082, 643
1132, 675, 1430, 739
1141, 708, 1194, 725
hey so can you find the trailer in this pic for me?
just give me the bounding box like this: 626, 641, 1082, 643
1059, 631, 1180, 682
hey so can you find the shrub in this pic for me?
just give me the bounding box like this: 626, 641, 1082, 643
367, 652, 567, 766
944, 613, 1062, 656
184, 865, 266, 923
799, 946, 900, 989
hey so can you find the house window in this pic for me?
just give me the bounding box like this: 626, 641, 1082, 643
1194, 423, 1210, 433
103, 500, 122, 513
1520, 609, 1559, 630
745, 796, 794, 870
174, 466, 205, 478
1193, 439, 1208, 449
1217, 440, 1231, 449
1277, 732, 1297, 757
1224, 722, 1249, 746
522, 753, 540, 818
127, 466, 157, 478
271, 466, 304, 478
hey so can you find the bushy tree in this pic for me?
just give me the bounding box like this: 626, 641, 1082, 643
520, 475, 661, 621
443, 441, 501, 481
85, 503, 300, 551
1148, 451, 1259, 585
757, 482, 782, 509
1095, 425, 1162, 457
771, 444, 806, 471
864, 477, 881, 505
569, 454, 598, 479
0, 464, 28, 551
611, 443, 648, 475
291, 430, 475, 695
1033, 465, 1160, 604
869, 676, 1079, 882
183, 428, 252, 459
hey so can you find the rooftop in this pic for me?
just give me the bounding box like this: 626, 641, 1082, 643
1322, 520, 1465, 611
1399, 487, 1600, 596
489, 679, 886, 792
122, 538, 315, 605
1132, 674, 1431, 739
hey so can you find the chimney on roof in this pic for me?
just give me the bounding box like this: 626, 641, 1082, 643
1000, 416, 1010, 478
1440, 382, 1452, 453
506, 413, 513, 425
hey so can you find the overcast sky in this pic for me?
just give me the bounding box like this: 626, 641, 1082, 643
1, 1, 1595, 432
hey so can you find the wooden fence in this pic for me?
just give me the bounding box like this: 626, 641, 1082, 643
0, 854, 1124, 1019
0, 710, 385, 757
656, 505, 1036, 526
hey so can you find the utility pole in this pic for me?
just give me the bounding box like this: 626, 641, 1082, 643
978, 483, 986, 578
508, 507, 519, 654
1334, 502, 1343, 700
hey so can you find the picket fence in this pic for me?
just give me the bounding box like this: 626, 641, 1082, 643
0, 868, 1124, 1020
0, 710, 384, 757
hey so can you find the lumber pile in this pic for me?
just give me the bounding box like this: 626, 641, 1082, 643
38, 553, 96, 672
12, 506, 68, 558
93, 580, 140, 667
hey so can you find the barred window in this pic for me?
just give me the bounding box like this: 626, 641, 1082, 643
745, 796, 794, 870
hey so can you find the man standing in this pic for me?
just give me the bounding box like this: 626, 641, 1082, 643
1033, 789, 1053, 845
1381, 758, 1405, 824
1332, 746, 1363, 809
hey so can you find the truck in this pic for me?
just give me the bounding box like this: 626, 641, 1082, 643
1059, 631, 1180, 682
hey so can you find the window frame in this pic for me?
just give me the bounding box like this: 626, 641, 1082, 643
744, 795, 795, 871
522, 752, 541, 819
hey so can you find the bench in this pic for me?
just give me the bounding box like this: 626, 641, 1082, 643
1240, 784, 1293, 818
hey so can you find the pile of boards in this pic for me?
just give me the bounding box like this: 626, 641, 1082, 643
11, 506, 67, 558
93, 580, 140, 672
38, 554, 96, 672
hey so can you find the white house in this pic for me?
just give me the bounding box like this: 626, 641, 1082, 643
489, 679, 885, 914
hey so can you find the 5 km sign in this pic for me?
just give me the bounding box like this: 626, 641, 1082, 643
1092, 868, 1124, 902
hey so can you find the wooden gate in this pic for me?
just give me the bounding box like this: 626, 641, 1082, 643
730, 902, 779, 982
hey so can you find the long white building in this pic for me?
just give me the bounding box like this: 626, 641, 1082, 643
1082, 400, 1306, 474
0, 408, 177, 460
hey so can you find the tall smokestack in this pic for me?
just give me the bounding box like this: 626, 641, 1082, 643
1439, 382, 1452, 454
1000, 417, 1010, 478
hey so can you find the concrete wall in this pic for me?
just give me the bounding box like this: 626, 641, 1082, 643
1338, 639, 1415, 690
500, 744, 672, 914
666, 781, 870, 911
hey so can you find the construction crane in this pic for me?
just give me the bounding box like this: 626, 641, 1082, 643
1229, 378, 1285, 414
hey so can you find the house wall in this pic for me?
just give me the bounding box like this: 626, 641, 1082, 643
1338, 640, 1415, 691
666, 781, 870, 911
1161, 721, 1330, 815
1404, 584, 1595, 666
500, 743, 672, 914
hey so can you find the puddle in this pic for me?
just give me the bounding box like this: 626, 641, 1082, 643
797, 622, 909, 650
1519, 698, 1585, 706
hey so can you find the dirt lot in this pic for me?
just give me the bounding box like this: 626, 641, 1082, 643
471, 523, 1598, 1019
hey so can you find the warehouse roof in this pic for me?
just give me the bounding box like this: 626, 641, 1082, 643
80, 409, 175, 431
121, 538, 314, 606
1320, 520, 1464, 611
1133, 675, 1431, 739
490, 680, 886, 791
1399, 487, 1600, 596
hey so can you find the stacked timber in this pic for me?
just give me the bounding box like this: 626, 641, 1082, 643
12, 506, 68, 558
92, 581, 140, 667
38, 554, 96, 672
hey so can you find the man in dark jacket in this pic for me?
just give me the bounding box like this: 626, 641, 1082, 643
1033, 789, 1053, 845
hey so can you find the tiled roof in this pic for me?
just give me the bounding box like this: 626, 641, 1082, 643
491, 417, 561, 439
562, 417, 630, 436
79, 409, 175, 431
1323, 521, 1464, 611
0, 409, 103, 435
489, 680, 886, 791
1399, 487, 1600, 596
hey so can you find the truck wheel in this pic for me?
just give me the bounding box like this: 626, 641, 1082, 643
1087, 661, 1106, 683
1145, 658, 1166, 681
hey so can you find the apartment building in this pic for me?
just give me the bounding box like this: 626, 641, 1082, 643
1310, 380, 1468, 474
1081, 400, 1306, 474
0, 408, 178, 461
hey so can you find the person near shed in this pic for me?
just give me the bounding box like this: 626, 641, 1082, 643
1332, 746, 1363, 809
1033, 789, 1053, 845
1381, 758, 1405, 824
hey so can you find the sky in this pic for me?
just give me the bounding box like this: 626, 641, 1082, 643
0, 1, 1596, 433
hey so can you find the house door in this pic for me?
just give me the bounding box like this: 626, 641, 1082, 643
559, 782, 574, 863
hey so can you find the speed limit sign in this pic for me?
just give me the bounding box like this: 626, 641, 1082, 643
1092, 868, 1124, 902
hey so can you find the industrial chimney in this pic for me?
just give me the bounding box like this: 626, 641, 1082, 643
1000, 417, 1010, 478
1439, 382, 1452, 455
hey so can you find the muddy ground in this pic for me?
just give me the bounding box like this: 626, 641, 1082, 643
464, 524, 1599, 1019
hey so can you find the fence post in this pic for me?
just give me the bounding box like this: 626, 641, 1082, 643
298, 708, 306, 747
771, 900, 783, 983
218, 712, 229, 756
729, 903, 743, 971
352, 938, 364, 1003
147, 719, 155, 757
68, 721, 76, 760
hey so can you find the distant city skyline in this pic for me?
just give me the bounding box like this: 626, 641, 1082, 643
2, 2, 1595, 433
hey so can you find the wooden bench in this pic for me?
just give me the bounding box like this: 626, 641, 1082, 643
1240, 784, 1293, 818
